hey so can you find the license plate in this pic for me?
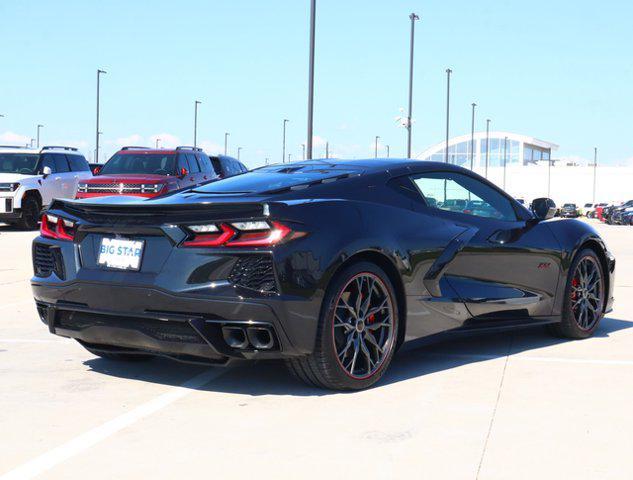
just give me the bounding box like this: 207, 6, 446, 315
97, 237, 144, 271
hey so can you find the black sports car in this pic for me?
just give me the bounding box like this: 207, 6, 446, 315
31, 159, 615, 390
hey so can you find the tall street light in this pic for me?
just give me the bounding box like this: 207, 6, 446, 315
288, 153, 292, 162
156, 138, 161, 149
224, 132, 230, 155
237, 147, 242, 161
193, 100, 201, 147
282, 119, 289, 163
301, 143, 306, 160
325, 141, 329, 159
306, 0, 316, 160
503, 136, 508, 190
593, 147, 598, 203
406, 12, 419, 158
95, 69, 106, 164
444, 68, 452, 163
374, 136, 380, 158
36, 124, 44, 148
485, 118, 491, 178
386, 145, 390, 158
470, 103, 476, 170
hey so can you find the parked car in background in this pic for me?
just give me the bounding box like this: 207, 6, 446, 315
560, 203, 580, 218
607, 201, 633, 225
580, 203, 594, 216
0, 145, 92, 229
210, 155, 248, 178
590, 203, 608, 219
31, 159, 615, 390
76, 146, 218, 199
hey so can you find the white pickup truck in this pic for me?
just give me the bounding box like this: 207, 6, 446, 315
0, 145, 92, 229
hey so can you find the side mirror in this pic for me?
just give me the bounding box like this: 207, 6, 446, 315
42, 166, 52, 178
531, 197, 557, 220
180, 167, 188, 177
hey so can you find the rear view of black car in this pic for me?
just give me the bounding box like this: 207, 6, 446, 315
31, 159, 615, 390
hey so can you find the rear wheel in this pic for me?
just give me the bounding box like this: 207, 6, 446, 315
550, 248, 605, 339
287, 261, 398, 390
17, 196, 40, 230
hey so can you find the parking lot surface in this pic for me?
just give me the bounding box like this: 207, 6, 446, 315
1, 220, 631, 480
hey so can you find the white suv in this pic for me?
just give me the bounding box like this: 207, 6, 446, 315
0, 145, 93, 230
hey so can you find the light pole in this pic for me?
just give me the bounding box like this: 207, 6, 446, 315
282, 119, 289, 163
306, 0, 316, 160
406, 12, 419, 158
301, 143, 306, 160
444, 68, 452, 163
503, 136, 508, 190
288, 153, 292, 162
237, 147, 242, 161
193, 100, 201, 147
95, 69, 106, 164
548, 155, 552, 198
593, 147, 598, 203
36, 124, 44, 148
470, 103, 476, 170
156, 138, 161, 149
325, 141, 329, 159
485, 119, 491, 178
386, 145, 390, 158
224, 132, 230, 155
374, 136, 380, 158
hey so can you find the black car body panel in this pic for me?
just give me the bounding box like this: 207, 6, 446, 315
31, 160, 615, 364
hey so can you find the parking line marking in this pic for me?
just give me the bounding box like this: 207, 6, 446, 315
0, 368, 228, 480
421, 352, 633, 366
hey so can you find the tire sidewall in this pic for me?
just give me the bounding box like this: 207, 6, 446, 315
562, 248, 605, 338
318, 261, 399, 390
19, 197, 40, 230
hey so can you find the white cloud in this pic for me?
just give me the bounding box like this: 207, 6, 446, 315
0, 131, 31, 146
149, 133, 181, 149
198, 140, 223, 155
108, 134, 144, 148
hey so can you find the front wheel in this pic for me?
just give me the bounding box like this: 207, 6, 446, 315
550, 248, 605, 339
287, 261, 399, 390
17, 196, 40, 230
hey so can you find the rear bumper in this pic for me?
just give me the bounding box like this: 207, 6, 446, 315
31, 280, 319, 364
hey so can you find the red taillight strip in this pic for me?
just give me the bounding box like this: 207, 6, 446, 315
40, 215, 75, 241
182, 224, 236, 247
225, 222, 292, 247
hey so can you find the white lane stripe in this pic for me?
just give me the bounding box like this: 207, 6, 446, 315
0, 339, 69, 344
421, 352, 633, 366
0, 368, 227, 480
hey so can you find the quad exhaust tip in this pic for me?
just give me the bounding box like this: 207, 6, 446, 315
221, 325, 275, 350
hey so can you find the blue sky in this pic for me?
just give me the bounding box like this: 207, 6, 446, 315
1, 0, 632, 167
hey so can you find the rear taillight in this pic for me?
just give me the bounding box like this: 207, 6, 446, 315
182, 221, 302, 248
40, 214, 76, 241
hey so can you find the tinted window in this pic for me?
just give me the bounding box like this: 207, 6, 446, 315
411, 171, 517, 221
67, 155, 90, 172
210, 157, 223, 176
196, 153, 213, 174
99, 153, 176, 175
186, 153, 200, 173
0, 154, 40, 174
53, 154, 70, 173
41, 154, 56, 173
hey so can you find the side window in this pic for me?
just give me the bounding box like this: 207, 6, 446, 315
40, 154, 56, 173
185, 154, 200, 173
177, 154, 189, 174
210, 157, 222, 176
196, 153, 213, 174
411, 171, 517, 221
67, 155, 90, 172
53, 154, 70, 173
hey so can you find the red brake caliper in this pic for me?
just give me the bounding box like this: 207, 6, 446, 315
571, 277, 580, 308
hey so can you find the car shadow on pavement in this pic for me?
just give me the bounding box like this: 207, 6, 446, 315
83, 316, 633, 396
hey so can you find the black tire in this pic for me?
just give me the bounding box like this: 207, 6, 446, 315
286, 261, 399, 391
82, 344, 154, 362
550, 248, 605, 339
16, 196, 40, 230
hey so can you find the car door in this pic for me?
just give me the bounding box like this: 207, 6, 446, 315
51, 154, 76, 199
410, 170, 562, 323
39, 154, 64, 203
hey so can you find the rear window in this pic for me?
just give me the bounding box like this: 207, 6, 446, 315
68, 155, 90, 172
193, 164, 359, 194
99, 153, 176, 175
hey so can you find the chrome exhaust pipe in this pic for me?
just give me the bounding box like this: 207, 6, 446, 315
247, 326, 274, 350
221, 326, 249, 349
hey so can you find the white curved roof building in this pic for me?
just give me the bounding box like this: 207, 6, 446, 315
417, 131, 559, 170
